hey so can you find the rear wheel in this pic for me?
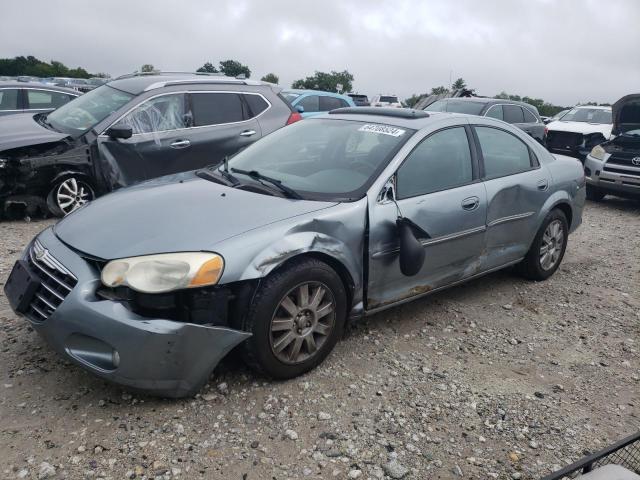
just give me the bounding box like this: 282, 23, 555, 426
586, 184, 606, 202
47, 176, 95, 217
241, 258, 347, 379
517, 209, 568, 281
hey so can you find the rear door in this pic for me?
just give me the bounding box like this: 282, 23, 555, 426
473, 125, 550, 268
183, 91, 262, 168
367, 125, 487, 309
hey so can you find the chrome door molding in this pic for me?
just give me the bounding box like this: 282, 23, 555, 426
487, 211, 535, 227
371, 225, 487, 259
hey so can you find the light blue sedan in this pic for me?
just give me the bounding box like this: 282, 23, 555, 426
282, 89, 355, 118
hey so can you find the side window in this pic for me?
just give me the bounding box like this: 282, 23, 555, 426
476, 126, 533, 179
191, 92, 244, 126
396, 127, 473, 199
339, 98, 350, 108
522, 108, 538, 123
0, 89, 19, 110
298, 95, 319, 113
485, 105, 503, 120
26, 90, 74, 110
120, 94, 186, 134
243, 94, 269, 118
319, 96, 344, 111
502, 105, 524, 123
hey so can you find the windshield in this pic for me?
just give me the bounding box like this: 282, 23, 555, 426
561, 108, 612, 124
46, 85, 134, 135
380, 96, 398, 103
224, 119, 414, 200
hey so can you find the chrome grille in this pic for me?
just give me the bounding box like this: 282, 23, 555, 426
26, 240, 77, 322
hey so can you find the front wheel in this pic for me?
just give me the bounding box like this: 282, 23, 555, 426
240, 258, 347, 379
46, 176, 95, 217
517, 209, 568, 281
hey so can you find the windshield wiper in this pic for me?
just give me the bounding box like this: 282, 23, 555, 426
231, 168, 302, 199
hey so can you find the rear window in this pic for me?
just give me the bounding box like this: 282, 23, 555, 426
191, 92, 244, 126
380, 96, 398, 103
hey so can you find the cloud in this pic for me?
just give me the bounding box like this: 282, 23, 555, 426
1, 0, 638, 105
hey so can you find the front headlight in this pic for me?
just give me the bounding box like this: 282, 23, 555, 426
0, 159, 7, 169
590, 145, 607, 161
101, 252, 224, 293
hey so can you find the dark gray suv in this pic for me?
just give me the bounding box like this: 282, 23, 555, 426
0, 73, 299, 217
424, 97, 545, 143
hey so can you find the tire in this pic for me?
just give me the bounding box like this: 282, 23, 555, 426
46, 176, 95, 217
517, 209, 568, 281
240, 258, 347, 379
586, 184, 606, 202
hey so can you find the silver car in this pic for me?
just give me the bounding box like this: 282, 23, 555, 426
4, 107, 586, 397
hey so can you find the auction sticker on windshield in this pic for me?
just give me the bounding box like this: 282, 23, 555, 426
358, 124, 406, 137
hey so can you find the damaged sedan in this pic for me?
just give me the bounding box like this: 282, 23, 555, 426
0, 72, 297, 218
4, 107, 585, 397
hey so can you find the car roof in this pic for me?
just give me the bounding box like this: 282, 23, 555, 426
431, 96, 541, 114
283, 89, 347, 97
571, 105, 611, 110
0, 81, 79, 94
318, 107, 466, 129
106, 72, 271, 95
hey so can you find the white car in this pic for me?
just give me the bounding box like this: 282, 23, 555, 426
371, 94, 402, 108
545, 105, 612, 159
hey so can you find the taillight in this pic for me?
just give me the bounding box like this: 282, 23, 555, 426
286, 112, 302, 125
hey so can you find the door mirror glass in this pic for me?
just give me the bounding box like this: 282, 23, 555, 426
296, 104, 305, 113
397, 217, 426, 276
105, 124, 133, 139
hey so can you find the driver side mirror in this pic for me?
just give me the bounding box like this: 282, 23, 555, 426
397, 218, 427, 277
296, 105, 305, 114
105, 125, 133, 140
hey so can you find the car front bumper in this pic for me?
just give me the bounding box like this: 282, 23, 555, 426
5, 227, 251, 398
584, 154, 640, 197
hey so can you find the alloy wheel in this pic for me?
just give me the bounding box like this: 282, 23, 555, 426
269, 282, 336, 365
56, 178, 93, 215
539, 219, 564, 271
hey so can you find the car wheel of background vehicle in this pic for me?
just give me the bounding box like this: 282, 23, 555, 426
586, 184, 606, 202
46, 176, 95, 217
516, 209, 568, 281
241, 258, 347, 379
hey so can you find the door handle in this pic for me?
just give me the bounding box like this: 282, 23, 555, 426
170, 139, 191, 149
239, 130, 256, 137
461, 196, 480, 211
537, 179, 549, 191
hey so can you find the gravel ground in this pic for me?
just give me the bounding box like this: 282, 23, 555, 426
1, 198, 639, 480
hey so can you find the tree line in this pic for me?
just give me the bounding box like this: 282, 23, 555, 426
0, 56, 107, 78
2, 56, 606, 116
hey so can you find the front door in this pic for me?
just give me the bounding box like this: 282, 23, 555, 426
95, 92, 191, 189
367, 126, 487, 309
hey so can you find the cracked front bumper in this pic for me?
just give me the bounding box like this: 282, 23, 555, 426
5, 227, 251, 398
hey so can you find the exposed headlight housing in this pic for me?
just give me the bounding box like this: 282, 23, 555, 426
101, 252, 224, 293
590, 145, 607, 161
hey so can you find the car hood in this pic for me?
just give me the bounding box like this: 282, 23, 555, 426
0, 113, 70, 151
546, 120, 612, 137
612, 93, 640, 135
54, 172, 338, 260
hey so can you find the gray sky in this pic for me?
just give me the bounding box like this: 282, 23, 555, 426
2, 0, 639, 106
